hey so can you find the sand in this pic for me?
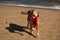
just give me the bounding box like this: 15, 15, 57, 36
0, 5, 60, 40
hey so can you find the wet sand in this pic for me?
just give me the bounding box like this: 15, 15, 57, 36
0, 5, 60, 40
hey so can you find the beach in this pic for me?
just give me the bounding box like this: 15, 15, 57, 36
0, 5, 60, 40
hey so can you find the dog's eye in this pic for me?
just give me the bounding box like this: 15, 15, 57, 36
32, 14, 35, 17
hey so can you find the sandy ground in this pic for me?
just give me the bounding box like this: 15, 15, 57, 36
0, 5, 60, 40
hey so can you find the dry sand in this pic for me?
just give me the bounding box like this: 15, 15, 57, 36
0, 5, 60, 40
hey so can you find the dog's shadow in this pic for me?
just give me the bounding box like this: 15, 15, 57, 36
6, 23, 36, 38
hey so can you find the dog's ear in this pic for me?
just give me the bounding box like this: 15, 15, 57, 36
38, 11, 39, 17
27, 10, 32, 13
27, 10, 31, 13
27, 10, 33, 15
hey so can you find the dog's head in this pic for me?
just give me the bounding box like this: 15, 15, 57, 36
27, 9, 39, 18
32, 10, 39, 17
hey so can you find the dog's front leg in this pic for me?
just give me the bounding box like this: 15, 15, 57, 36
27, 21, 30, 28
30, 21, 33, 33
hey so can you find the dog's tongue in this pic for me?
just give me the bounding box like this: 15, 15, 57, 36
33, 17, 35, 18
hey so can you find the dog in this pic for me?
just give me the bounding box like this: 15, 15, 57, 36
27, 9, 39, 37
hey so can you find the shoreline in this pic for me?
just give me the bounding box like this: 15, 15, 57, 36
0, 3, 60, 10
